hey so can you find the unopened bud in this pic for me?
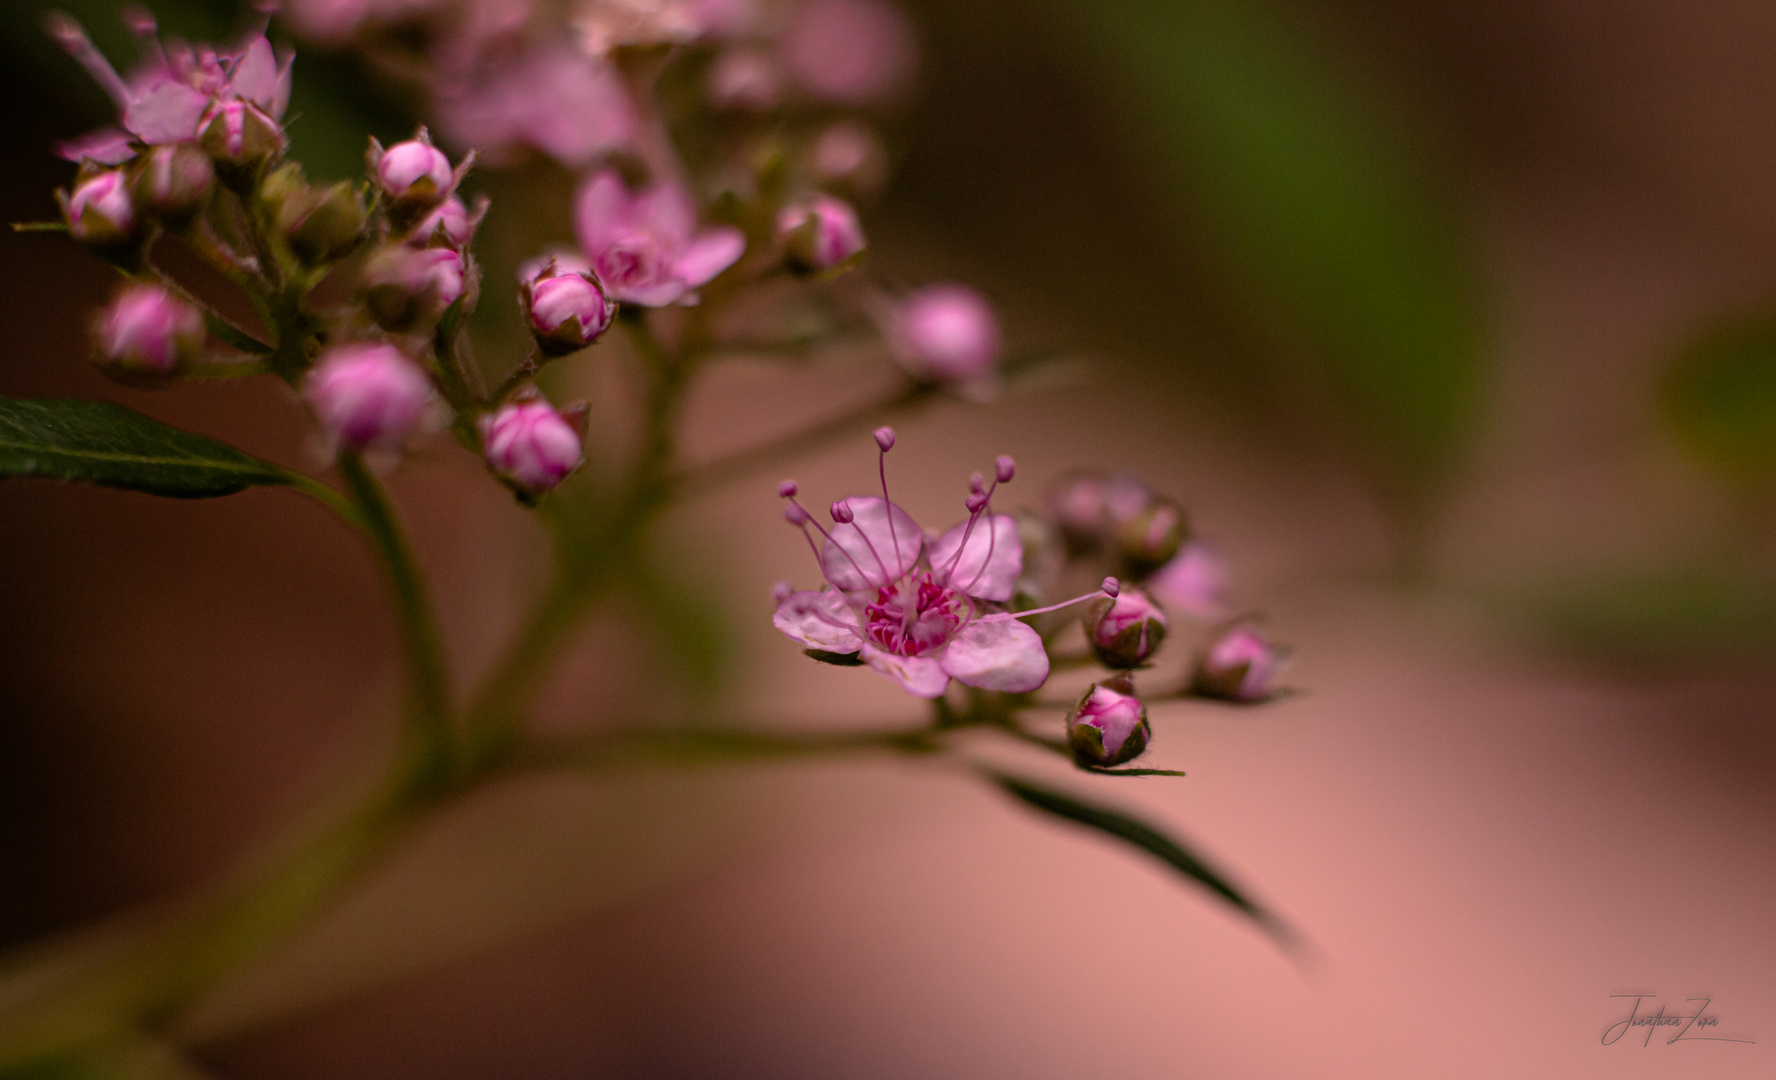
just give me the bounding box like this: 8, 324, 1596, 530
200, 99, 285, 173
305, 343, 432, 450
481, 397, 584, 497
130, 144, 215, 227
375, 137, 454, 206
522, 263, 616, 355
91, 284, 204, 381
1066, 677, 1151, 767
1115, 498, 1186, 577
891, 282, 1000, 384
874, 426, 896, 451
1085, 589, 1168, 669
830, 499, 855, 524
778, 193, 866, 273
61, 169, 136, 247
413, 196, 475, 247
1149, 541, 1229, 620
363, 245, 466, 332
965, 491, 989, 513
271, 173, 366, 266
1190, 623, 1287, 703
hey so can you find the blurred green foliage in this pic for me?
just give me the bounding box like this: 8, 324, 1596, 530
1662, 310, 1776, 486
1040, 0, 1486, 517
1507, 569, 1776, 666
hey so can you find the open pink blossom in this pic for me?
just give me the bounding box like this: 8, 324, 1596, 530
773, 434, 1113, 699
573, 170, 745, 306
50, 12, 293, 159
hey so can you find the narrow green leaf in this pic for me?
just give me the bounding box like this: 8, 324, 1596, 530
1082, 766, 1188, 777
804, 648, 866, 667
0, 396, 300, 499
987, 769, 1292, 945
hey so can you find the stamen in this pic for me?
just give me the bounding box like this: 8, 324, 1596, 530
1013, 582, 1118, 619
995, 454, 1016, 484
779, 479, 798, 498
44, 14, 131, 108
1102, 576, 1120, 597
829, 500, 854, 524
873, 426, 896, 451
834, 496, 893, 583
788, 496, 872, 586
875, 429, 904, 572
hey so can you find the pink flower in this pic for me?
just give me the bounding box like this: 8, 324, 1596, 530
779, 0, 916, 105
436, 45, 635, 168
1086, 588, 1168, 669
92, 284, 204, 377
1066, 679, 1151, 766
305, 343, 433, 450
48, 13, 293, 155
375, 137, 455, 203
573, 169, 745, 306
523, 261, 617, 353
1149, 541, 1229, 620
481, 397, 584, 495
778, 194, 866, 272
1191, 624, 1287, 703
773, 434, 1114, 699
891, 283, 1001, 384
61, 169, 136, 244
412, 196, 477, 247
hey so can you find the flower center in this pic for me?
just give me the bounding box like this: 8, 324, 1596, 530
597, 230, 670, 290
864, 572, 969, 657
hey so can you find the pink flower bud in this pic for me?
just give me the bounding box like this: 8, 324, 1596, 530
363, 246, 467, 332
481, 398, 584, 496
63, 169, 136, 246
306, 344, 431, 451
1191, 624, 1287, 703
810, 121, 888, 197
131, 144, 215, 226
522, 263, 616, 354
376, 139, 454, 204
1149, 541, 1229, 620
413, 196, 473, 247
891, 283, 1001, 384
1114, 498, 1186, 577
1085, 589, 1168, 670
780, 0, 917, 105
91, 284, 204, 379
199, 99, 285, 170
1066, 677, 1151, 767
778, 194, 866, 273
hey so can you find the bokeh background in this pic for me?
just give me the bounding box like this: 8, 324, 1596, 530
4, 0, 1776, 1076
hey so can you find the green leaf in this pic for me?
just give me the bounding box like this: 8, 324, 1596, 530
1040, 0, 1485, 509
1662, 311, 1776, 482
987, 769, 1292, 946
0, 397, 304, 499
1082, 766, 1188, 777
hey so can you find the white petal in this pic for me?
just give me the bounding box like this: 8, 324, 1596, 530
940, 615, 1049, 693
929, 513, 1022, 602
820, 496, 922, 593
772, 590, 863, 652
861, 645, 949, 698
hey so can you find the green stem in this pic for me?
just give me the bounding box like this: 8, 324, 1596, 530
337, 454, 453, 768
506, 722, 945, 774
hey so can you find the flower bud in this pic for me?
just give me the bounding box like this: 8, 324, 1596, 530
891, 283, 1000, 384
61, 169, 137, 248
304, 343, 432, 451
1066, 677, 1151, 767
413, 196, 473, 247
375, 137, 454, 206
1114, 497, 1186, 577
521, 263, 615, 355
91, 284, 204, 381
809, 121, 888, 198
778, 194, 866, 273
273, 175, 367, 266
481, 397, 584, 496
200, 99, 285, 173
1149, 541, 1228, 620
1084, 589, 1168, 669
130, 144, 215, 227
1190, 624, 1287, 703
363, 246, 467, 332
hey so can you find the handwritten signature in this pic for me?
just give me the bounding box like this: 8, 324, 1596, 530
1602, 995, 1755, 1046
